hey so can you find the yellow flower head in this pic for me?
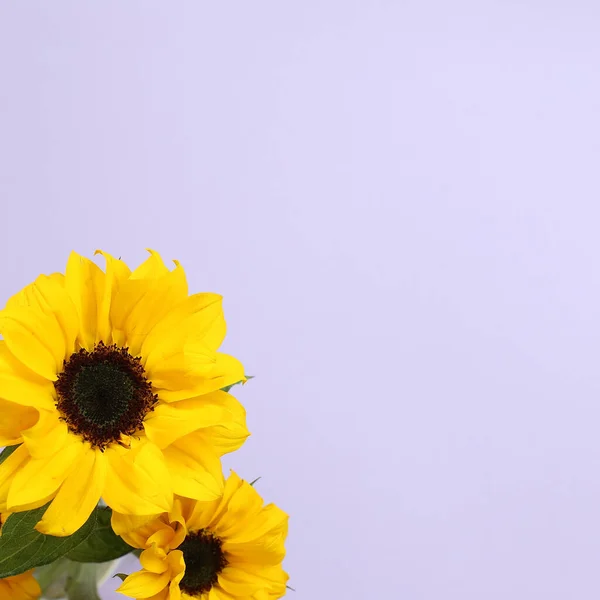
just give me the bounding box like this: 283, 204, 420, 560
0, 250, 250, 536
114, 471, 289, 600
0, 571, 41, 600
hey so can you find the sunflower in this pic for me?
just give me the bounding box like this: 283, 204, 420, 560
114, 471, 289, 600
0, 250, 249, 536
0, 513, 41, 599
0, 571, 40, 600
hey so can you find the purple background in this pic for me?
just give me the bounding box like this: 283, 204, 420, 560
1, 2, 600, 599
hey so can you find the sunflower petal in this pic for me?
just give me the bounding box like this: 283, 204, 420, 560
0, 342, 55, 410
140, 546, 169, 574
0, 307, 64, 380
152, 352, 245, 403
117, 570, 170, 597
0, 399, 38, 446
35, 448, 106, 536
130, 249, 170, 280
162, 436, 224, 501
111, 511, 164, 549
7, 440, 83, 511
6, 274, 79, 360
0, 444, 30, 512
94, 250, 131, 345
123, 261, 188, 356
142, 293, 226, 364
102, 441, 173, 515
143, 391, 246, 450
0, 571, 42, 599
217, 568, 260, 596
21, 409, 71, 459
65, 251, 104, 351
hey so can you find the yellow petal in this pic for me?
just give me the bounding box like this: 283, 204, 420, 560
35, 447, 106, 536
0, 570, 42, 600
5, 274, 79, 360
111, 511, 164, 549
142, 293, 226, 364
0, 398, 38, 446
94, 250, 131, 344
109, 250, 187, 353
102, 441, 173, 515
222, 504, 289, 552
143, 392, 246, 450
141, 590, 169, 600
182, 470, 244, 533
117, 570, 170, 597
147, 526, 181, 551
140, 546, 169, 574
211, 478, 264, 539
211, 586, 237, 600
152, 590, 170, 600
65, 251, 104, 351
8, 440, 83, 511
0, 307, 64, 380
192, 393, 249, 457
162, 436, 224, 501
130, 249, 170, 280
152, 352, 245, 403
0, 342, 55, 410
147, 343, 216, 390
21, 409, 72, 459
109, 277, 152, 348
167, 551, 185, 600
122, 261, 188, 356
217, 568, 259, 596
0, 444, 31, 512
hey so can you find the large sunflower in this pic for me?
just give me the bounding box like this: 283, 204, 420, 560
0, 250, 249, 536
114, 471, 289, 600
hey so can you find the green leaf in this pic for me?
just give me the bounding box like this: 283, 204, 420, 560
66, 507, 134, 563
0, 503, 97, 578
0, 445, 18, 465
221, 375, 254, 393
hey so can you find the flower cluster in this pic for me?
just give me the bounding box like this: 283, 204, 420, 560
0, 250, 289, 599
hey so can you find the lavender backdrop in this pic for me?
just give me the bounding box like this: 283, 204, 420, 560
1, 2, 600, 599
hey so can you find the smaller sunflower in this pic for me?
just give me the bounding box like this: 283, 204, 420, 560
0, 513, 41, 600
113, 471, 289, 600
0, 572, 40, 600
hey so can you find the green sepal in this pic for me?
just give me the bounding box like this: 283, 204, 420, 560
0, 503, 97, 578
221, 375, 254, 393
113, 572, 129, 582
66, 506, 134, 563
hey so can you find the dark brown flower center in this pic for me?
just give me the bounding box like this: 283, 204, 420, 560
179, 529, 228, 596
54, 342, 156, 450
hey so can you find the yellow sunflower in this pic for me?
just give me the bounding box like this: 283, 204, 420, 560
0, 250, 249, 536
0, 513, 41, 599
114, 471, 289, 600
0, 571, 41, 600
